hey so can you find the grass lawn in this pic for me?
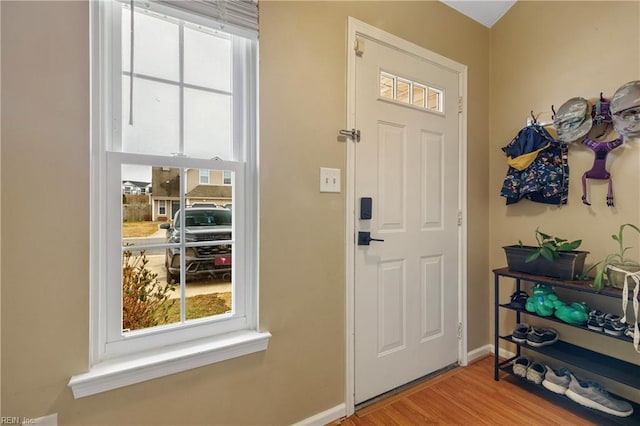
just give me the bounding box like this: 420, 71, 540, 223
122, 221, 163, 238
165, 292, 232, 322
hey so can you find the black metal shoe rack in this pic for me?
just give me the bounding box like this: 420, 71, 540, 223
493, 267, 640, 425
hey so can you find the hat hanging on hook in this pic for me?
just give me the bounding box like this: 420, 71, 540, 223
611, 80, 640, 138
553, 97, 592, 143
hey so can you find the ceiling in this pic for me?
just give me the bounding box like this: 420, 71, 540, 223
440, 0, 516, 28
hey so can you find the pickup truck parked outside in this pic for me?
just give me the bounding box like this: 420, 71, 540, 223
160, 206, 232, 282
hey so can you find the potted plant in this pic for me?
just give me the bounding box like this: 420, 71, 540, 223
504, 228, 588, 280
591, 223, 640, 291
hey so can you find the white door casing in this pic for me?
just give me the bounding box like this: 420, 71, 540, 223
345, 18, 468, 410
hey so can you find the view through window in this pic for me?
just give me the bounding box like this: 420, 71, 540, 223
118, 3, 239, 335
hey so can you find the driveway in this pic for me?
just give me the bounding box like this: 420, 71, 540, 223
145, 254, 231, 299
125, 227, 231, 299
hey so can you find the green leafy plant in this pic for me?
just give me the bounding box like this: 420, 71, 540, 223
524, 228, 582, 263
122, 249, 176, 331
591, 223, 640, 291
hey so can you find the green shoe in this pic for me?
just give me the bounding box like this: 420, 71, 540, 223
555, 303, 589, 325
527, 283, 558, 317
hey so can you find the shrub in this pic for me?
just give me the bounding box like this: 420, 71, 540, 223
122, 250, 176, 331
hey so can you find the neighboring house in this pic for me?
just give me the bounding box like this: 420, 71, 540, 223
121, 180, 151, 195
151, 167, 180, 221
151, 167, 232, 221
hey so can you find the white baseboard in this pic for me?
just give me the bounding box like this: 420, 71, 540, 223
492, 344, 516, 360
467, 344, 492, 363
291, 404, 346, 426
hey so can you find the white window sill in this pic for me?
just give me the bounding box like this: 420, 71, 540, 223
68, 330, 271, 399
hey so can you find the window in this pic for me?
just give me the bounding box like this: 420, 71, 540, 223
379, 71, 443, 112
70, 0, 268, 399
223, 170, 232, 185
199, 168, 210, 184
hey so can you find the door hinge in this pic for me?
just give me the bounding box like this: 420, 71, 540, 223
457, 322, 463, 339
458, 96, 463, 113
355, 37, 365, 57
457, 210, 463, 226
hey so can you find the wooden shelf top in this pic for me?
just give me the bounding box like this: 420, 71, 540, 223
493, 267, 637, 300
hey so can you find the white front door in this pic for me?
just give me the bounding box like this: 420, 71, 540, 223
352, 24, 464, 404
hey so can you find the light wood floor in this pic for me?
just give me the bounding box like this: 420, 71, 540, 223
333, 356, 597, 425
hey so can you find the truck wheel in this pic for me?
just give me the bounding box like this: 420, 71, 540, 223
167, 270, 179, 284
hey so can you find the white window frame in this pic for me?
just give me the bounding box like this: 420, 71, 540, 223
199, 168, 210, 184
69, 0, 269, 399
158, 199, 166, 215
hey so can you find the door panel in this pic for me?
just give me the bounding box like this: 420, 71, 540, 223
354, 33, 461, 404
378, 121, 406, 231
421, 131, 444, 229
378, 259, 405, 355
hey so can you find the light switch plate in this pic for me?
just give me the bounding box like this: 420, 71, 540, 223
320, 167, 341, 193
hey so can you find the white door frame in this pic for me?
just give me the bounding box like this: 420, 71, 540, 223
344, 17, 468, 416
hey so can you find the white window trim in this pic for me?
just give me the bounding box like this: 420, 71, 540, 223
69, 0, 268, 399
158, 199, 166, 215
69, 330, 270, 399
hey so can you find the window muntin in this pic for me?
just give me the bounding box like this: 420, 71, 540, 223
93, 0, 257, 361
379, 71, 443, 113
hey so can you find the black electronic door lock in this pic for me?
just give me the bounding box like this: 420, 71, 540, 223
360, 197, 372, 219
358, 231, 385, 246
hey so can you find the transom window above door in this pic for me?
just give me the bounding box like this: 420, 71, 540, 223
379, 71, 443, 112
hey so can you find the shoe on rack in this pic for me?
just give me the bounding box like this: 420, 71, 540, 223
587, 309, 605, 332
565, 373, 634, 417
624, 323, 637, 339
542, 366, 571, 394
526, 362, 546, 384
511, 323, 531, 344
512, 356, 532, 378
603, 313, 627, 336
508, 290, 529, 310
526, 327, 558, 347
555, 302, 590, 325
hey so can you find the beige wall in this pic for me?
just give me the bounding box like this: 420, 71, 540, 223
490, 1, 640, 400
0, 0, 3, 416
1, 1, 491, 424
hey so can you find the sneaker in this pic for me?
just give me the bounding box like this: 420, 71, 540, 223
508, 290, 529, 310
625, 323, 637, 339
512, 356, 531, 378
511, 323, 531, 344
542, 366, 571, 394
566, 373, 634, 417
603, 313, 627, 336
526, 327, 558, 347
526, 362, 546, 384
587, 309, 605, 331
